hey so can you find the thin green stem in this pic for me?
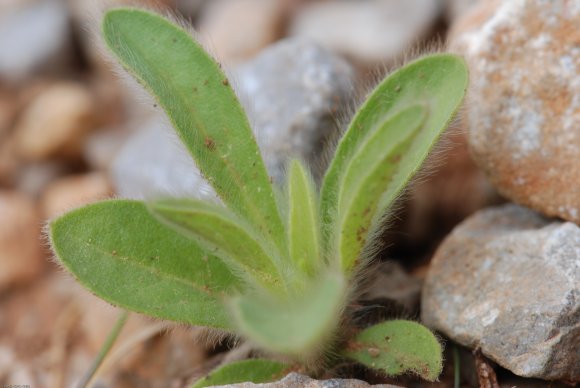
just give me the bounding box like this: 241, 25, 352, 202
78, 310, 129, 388
453, 344, 461, 388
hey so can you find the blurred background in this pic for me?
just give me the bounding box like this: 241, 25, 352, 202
0, 0, 502, 387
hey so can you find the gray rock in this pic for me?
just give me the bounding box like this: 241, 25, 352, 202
112, 39, 354, 198
235, 39, 353, 183
422, 204, 580, 381
212, 372, 402, 388
290, 0, 441, 64
111, 117, 216, 201
0, 0, 71, 83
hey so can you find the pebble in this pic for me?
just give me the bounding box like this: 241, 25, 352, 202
449, 0, 580, 223
422, 204, 580, 381
0, 0, 72, 83
0, 191, 44, 292
199, 0, 287, 63
40, 172, 113, 219
290, 0, 440, 64
112, 39, 354, 197
13, 82, 96, 161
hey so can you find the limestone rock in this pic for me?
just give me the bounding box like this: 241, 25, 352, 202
213, 372, 402, 388
14, 82, 96, 161
422, 204, 580, 381
0, 191, 44, 291
449, 0, 580, 223
290, 0, 440, 64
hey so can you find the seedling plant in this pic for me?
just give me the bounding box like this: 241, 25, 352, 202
49, 8, 468, 386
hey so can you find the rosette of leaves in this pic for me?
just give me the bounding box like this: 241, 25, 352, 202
49, 8, 468, 386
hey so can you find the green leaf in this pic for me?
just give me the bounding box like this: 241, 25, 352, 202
102, 8, 286, 252
229, 273, 346, 356
191, 359, 290, 388
149, 198, 287, 293
344, 320, 443, 381
287, 160, 321, 277
321, 54, 468, 250
337, 104, 426, 271
49, 200, 241, 329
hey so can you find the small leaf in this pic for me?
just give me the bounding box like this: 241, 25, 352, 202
191, 359, 290, 388
229, 273, 346, 356
102, 8, 286, 252
149, 198, 287, 293
49, 200, 241, 329
337, 104, 426, 271
344, 320, 443, 381
321, 54, 468, 249
287, 159, 321, 277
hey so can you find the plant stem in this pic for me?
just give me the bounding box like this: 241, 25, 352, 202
77, 310, 129, 388
453, 344, 460, 388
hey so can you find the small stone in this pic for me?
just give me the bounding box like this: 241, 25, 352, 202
112, 39, 354, 197
14, 82, 96, 161
0, 191, 44, 292
0, 0, 72, 83
40, 172, 113, 219
199, 0, 287, 63
449, 0, 580, 223
212, 372, 402, 388
290, 0, 440, 64
422, 204, 580, 381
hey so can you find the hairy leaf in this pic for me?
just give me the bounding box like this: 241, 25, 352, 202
337, 104, 426, 271
191, 359, 290, 388
344, 320, 443, 381
229, 273, 346, 356
102, 8, 285, 251
321, 54, 468, 250
49, 200, 240, 329
287, 160, 321, 277
149, 198, 286, 293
